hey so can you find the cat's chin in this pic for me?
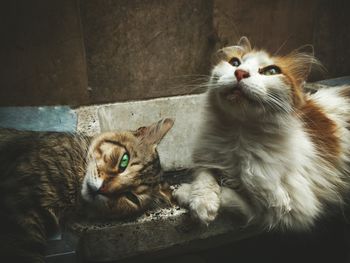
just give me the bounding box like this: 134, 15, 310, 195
82, 191, 108, 205
211, 87, 272, 120
220, 85, 258, 106
225, 88, 245, 102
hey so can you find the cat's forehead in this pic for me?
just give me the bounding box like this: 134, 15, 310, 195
91, 131, 156, 165
221, 45, 246, 57
92, 131, 137, 153
221, 46, 275, 66
241, 51, 274, 66
96, 131, 136, 144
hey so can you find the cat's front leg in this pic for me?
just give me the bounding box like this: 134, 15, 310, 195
220, 186, 254, 222
190, 170, 221, 225
174, 169, 221, 225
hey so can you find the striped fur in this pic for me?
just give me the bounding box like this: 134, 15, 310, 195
174, 37, 350, 231
0, 118, 173, 262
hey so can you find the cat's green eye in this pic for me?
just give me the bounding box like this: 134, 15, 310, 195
119, 153, 129, 171
229, 57, 241, 67
259, 65, 282, 76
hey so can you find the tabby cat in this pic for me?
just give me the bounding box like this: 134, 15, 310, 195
174, 37, 350, 230
0, 118, 173, 262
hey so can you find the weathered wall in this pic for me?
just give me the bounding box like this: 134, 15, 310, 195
80, 0, 215, 104
0, 0, 88, 106
0, 0, 349, 106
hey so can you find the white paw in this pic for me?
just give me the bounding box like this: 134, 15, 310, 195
189, 191, 220, 225
173, 183, 191, 207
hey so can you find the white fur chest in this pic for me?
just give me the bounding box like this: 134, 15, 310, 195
194, 112, 320, 213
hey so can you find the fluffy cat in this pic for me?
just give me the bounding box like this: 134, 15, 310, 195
0, 118, 173, 262
174, 37, 350, 230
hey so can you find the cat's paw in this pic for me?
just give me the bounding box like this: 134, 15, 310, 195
173, 183, 191, 207
189, 191, 220, 225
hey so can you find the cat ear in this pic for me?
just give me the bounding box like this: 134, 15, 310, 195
134, 118, 174, 146
238, 36, 252, 52
219, 37, 252, 59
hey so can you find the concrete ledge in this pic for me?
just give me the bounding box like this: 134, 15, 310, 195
45, 172, 261, 262
0, 106, 76, 132
316, 76, 350, 87
73, 207, 259, 262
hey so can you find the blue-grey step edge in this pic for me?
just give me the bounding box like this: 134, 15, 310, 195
317, 76, 350, 86
0, 106, 77, 132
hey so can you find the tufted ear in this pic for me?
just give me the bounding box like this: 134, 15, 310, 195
238, 36, 252, 52
134, 118, 174, 146
280, 46, 321, 87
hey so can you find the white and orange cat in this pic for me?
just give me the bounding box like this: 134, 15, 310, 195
174, 37, 350, 230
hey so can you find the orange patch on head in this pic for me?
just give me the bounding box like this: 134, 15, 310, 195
274, 56, 306, 108
274, 51, 319, 108
299, 100, 340, 164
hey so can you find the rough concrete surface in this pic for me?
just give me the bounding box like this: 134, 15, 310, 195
73, 206, 259, 262
75, 105, 100, 136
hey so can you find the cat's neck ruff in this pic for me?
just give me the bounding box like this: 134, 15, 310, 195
207, 97, 298, 141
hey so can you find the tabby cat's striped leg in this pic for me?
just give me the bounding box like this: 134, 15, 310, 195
0, 229, 46, 263
0, 211, 47, 263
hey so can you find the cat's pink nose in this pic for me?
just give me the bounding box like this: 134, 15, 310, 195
235, 69, 250, 82
97, 181, 108, 194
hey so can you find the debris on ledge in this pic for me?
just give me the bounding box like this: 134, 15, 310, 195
46, 171, 261, 262
69, 205, 260, 262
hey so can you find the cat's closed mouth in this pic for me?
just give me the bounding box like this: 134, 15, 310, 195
96, 189, 141, 207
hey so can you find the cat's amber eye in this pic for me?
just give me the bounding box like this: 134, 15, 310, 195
259, 65, 282, 76
119, 153, 129, 171
229, 57, 241, 67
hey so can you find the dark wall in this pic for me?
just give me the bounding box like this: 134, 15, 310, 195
81, 0, 215, 104
1, 0, 350, 106
0, 0, 88, 106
